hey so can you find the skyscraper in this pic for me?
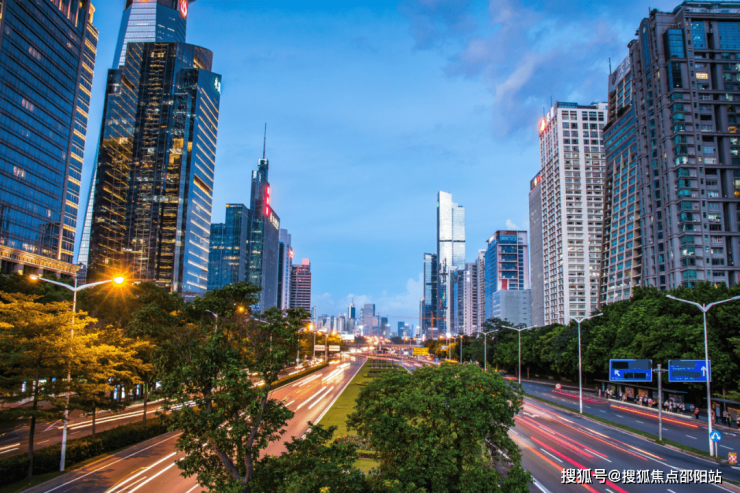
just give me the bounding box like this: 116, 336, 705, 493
529, 173, 545, 325
0, 0, 97, 278
277, 229, 293, 310
79, 0, 194, 281
538, 102, 607, 324
437, 191, 465, 333
347, 299, 356, 320
475, 250, 486, 328
629, 3, 740, 290
245, 144, 281, 311
362, 303, 376, 333
451, 263, 479, 336
598, 56, 640, 307
421, 253, 438, 334
484, 231, 531, 326
289, 258, 311, 311
207, 204, 249, 291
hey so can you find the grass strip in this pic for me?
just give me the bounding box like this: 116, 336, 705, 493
318, 359, 371, 439
525, 394, 717, 461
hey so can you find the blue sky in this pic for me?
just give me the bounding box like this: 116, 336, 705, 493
79, 0, 677, 328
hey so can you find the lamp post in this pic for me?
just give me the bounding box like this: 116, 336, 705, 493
29, 274, 125, 471
571, 313, 603, 414
666, 294, 740, 457
478, 329, 497, 371
500, 325, 540, 385
310, 323, 316, 359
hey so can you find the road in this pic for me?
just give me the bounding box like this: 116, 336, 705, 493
0, 363, 319, 460
23, 356, 366, 493
514, 396, 740, 493
522, 380, 740, 460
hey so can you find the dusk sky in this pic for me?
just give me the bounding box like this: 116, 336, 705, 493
78, 0, 678, 327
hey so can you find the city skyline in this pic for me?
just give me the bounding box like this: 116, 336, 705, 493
71, 0, 681, 324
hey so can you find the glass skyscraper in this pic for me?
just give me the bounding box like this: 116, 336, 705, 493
436, 191, 465, 333
421, 252, 438, 335
277, 228, 292, 310
78, 0, 193, 281
484, 230, 531, 326
207, 204, 250, 291
0, 0, 97, 278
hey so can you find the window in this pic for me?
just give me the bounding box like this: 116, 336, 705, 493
669, 62, 684, 89
664, 29, 686, 58
719, 22, 740, 50
697, 72, 709, 79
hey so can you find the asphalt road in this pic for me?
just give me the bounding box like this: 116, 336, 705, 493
522, 380, 740, 460
24, 356, 366, 493
0, 363, 319, 460
514, 396, 740, 493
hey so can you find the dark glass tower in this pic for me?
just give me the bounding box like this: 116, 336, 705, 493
207, 203, 250, 291
421, 253, 438, 335
0, 0, 97, 277
86, 41, 221, 298
277, 228, 292, 310
246, 153, 281, 311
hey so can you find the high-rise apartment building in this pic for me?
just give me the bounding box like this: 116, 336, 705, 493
421, 253, 438, 334
538, 102, 607, 324
289, 258, 311, 311
484, 231, 532, 326
246, 153, 280, 311
629, 2, 740, 289
475, 250, 486, 328
207, 204, 249, 291
0, 0, 97, 277
79, 0, 194, 281
529, 173, 545, 325
599, 56, 641, 306
362, 303, 376, 332
451, 263, 479, 335
436, 191, 465, 333
277, 229, 292, 310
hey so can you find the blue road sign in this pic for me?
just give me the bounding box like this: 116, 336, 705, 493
609, 359, 653, 382
710, 430, 722, 442
668, 360, 712, 383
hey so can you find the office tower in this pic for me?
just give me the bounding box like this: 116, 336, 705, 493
436, 191, 465, 333
529, 173, 545, 325
347, 299, 356, 320
290, 259, 311, 311
484, 231, 532, 326
277, 229, 292, 310
475, 250, 486, 328
451, 263, 479, 336
0, 0, 97, 278
421, 253, 438, 333
380, 316, 389, 335
207, 204, 249, 291
79, 0, 194, 282
598, 56, 641, 307
246, 145, 281, 311
538, 102, 607, 324
629, 3, 740, 289
362, 303, 376, 331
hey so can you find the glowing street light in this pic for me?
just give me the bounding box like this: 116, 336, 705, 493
29, 274, 125, 472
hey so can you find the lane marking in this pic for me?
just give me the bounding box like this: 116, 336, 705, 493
720, 445, 733, 450
295, 387, 328, 411
0, 442, 20, 451
0, 448, 18, 455
636, 421, 644, 424
185, 486, 199, 493
104, 452, 177, 493
540, 448, 563, 463
314, 359, 367, 426
600, 410, 606, 413
615, 415, 624, 418
129, 461, 179, 493
308, 386, 335, 410
285, 400, 295, 408
686, 435, 697, 439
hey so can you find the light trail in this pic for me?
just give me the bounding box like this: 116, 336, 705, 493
609, 405, 700, 429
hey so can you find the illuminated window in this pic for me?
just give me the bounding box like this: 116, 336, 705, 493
697, 72, 709, 79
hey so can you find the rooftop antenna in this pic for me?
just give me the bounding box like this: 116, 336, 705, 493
262, 123, 267, 159
609, 57, 612, 74
550, 96, 553, 108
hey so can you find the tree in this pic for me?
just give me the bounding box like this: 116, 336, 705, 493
251, 423, 367, 493
150, 283, 309, 493
0, 293, 95, 477
347, 363, 531, 493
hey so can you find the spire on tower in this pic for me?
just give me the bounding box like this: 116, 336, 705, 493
262, 123, 267, 160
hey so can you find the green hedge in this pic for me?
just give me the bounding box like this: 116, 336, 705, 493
0, 417, 168, 486
270, 362, 329, 389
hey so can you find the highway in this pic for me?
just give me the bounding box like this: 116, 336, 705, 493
0, 363, 319, 460
522, 380, 740, 459
23, 356, 366, 493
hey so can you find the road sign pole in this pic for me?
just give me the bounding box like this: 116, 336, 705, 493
703, 309, 714, 457
578, 319, 583, 415
657, 364, 663, 441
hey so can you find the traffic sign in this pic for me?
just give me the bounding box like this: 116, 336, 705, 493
315, 345, 326, 351
413, 348, 429, 355
609, 359, 652, 382
710, 430, 722, 442
329, 345, 341, 352
729, 452, 737, 465
668, 360, 712, 383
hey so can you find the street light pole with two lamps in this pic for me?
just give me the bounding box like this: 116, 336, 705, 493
499, 325, 540, 385
571, 313, 603, 415
666, 294, 740, 457
29, 274, 125, 472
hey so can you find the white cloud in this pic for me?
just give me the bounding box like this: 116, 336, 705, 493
505, 219, 519, 230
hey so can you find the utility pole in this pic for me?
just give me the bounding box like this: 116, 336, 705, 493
654, 364, 667, 441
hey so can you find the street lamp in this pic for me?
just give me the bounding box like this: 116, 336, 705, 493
666, 294, 740, 457
571, 313, 603, 414
29, 274, 125, 471
478, 329, 497, 371
500, 325, 540, 385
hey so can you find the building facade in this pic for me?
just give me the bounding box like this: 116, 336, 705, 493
277, 228, 292, 310
629, 2, 740, 289
436, 191, 465, 333
451, 262, 479, 335
598, 56, 642, 306
207, 204, 249, 291
421, 252, 438, 334
85, 41, 220, 299
0, 0, 97, 277
476, 250, 486, 328
484, 230, 531, 326
538, 102, 607, 324
289, 258, 311, 311
529, 172, 545, 325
